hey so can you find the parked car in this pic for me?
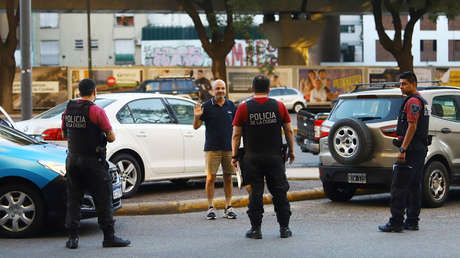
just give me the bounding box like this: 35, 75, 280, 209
319, 84, 460, 207
0, 124, 122, 237
15, 93, 207, 198
235, 87, 307, 113
136, 76, 200, 100
295, 103, 333, 154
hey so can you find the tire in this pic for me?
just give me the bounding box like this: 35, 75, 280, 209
323, 182, 356, 202
293, 102, 304, 113
110, 153, 142, 198
422, 161, 449, 208
328, 118, 374, 165
0, 183, 46, 238
170, 179, 190, 185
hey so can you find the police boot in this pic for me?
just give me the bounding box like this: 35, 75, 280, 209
403, 221, 419, 231
66, 231, 79, 249
245, 226, 262, 239
378, 220, 403, 233
103, 229, 131, 248
280, 226, 292, 238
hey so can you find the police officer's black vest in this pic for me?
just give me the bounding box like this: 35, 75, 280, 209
64, 100, 105, 155
243, 98, 283, 155
396, 94, 429, 147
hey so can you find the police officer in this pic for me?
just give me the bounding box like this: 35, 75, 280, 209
379, 71, 429, 232
232, 75, 295, 239
62, 79, 130, 248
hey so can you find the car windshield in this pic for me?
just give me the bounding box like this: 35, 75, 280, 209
0, 124, 41, 146
329, 97, 404, 123
34, 98, 116, 119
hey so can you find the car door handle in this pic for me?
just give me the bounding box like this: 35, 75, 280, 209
441, 128, 451, 134
184, 132, 194, 137
136, 131, 147, 137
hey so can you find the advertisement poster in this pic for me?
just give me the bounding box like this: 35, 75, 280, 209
71, 68, 143, 97
142, 40, 277, 67
368, 67, 433, 84
13, 67, 68, 110
298, 68, 363, 103
227, 68, 293, 94
437, 67, 460, 87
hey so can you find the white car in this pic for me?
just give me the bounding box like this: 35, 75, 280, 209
15, 93, 206, 197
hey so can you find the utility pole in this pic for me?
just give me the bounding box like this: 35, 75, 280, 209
20, 0, 32, 120
87, 0, 93, 79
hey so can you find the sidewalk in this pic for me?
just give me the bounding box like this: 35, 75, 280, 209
115, 167, 322, 216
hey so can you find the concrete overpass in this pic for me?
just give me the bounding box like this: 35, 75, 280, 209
0, 0, 372, 13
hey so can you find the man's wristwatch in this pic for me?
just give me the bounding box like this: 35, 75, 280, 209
232, 156, 237, 159
399, 147, 406, 153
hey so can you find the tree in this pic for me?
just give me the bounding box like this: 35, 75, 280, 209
0, 0, 19, 113
371, 0, 460, 72
177, 0, 256, 84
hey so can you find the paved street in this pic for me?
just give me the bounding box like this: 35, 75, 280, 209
3, 189, 460, 257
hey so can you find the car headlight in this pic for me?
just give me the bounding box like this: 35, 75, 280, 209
38, 160, 66, 176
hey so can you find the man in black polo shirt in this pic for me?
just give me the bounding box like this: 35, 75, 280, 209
193, 79, 237, 220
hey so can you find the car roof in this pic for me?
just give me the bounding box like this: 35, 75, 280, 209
97, 92, 195, 102
339, 86, 460, 98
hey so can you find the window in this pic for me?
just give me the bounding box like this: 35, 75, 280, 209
114, 39, 135, 65
39, 13, 59, 28
91, 40, 99, 49
285, 89, 298, 95
329, 97, 404, 123
268, 89, 282, 96
40, 41, 59, 66
449, 40, 460, 61
420, 40, 436, 62
127, 98, 172, 124
116, 105, 135, 124
75, 40, 84, 49
432, 96, 459, 121
116, 14, 134, 27
340, 25, 355, 33
166, 98, 195, 124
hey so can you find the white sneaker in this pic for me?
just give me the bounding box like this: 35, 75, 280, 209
206, 207, 216, 220
224, 206, 237, 219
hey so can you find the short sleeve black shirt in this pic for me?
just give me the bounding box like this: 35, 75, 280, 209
200, 98, 235, 151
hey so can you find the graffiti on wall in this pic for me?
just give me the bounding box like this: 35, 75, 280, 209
142, 40, 278, 67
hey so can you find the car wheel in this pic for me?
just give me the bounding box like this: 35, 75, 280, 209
293, 102, 304, 113
423, 161, 449, 208
110, 153, 142, 198
170, 179, 190, 185
323, 182, 356, 202
328, 118, 374, 165
0, 183, 45, 238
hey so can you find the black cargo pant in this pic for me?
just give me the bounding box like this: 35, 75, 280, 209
390, 146, 427, 225
65, 154, 114, 234
242, 153, 291, 228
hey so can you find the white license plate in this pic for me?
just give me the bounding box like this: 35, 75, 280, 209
348, 173, 367, 184
113, 185, 122, 199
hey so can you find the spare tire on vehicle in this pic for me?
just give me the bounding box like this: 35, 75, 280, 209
328, 118, 374, 165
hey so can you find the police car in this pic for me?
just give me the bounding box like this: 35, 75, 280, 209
318, 84, 460, 207
0, 124, 122, 237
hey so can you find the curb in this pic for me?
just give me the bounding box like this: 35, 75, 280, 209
115, 187, 325, 216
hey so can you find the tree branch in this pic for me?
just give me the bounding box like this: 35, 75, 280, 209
178, 0, 212, 54
222, 0, 235, 55
383, 0, 403, 49
372, 0, 396, 54
403, 0, 431, 51
6, 0, 19, 53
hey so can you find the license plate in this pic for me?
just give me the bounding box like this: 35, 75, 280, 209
113, 185, 122, 199
348, 173, 367, 184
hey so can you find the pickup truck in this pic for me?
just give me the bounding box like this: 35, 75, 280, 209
295, 103, 333, 154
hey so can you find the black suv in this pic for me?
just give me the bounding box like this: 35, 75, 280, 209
137, 77, 200, 100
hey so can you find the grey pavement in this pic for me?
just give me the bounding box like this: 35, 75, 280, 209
4, 192, 460, 257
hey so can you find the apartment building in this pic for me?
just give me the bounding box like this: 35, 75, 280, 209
32, 13, 147, 66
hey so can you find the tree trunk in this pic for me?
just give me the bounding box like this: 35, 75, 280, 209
211, 55, 227, 83
395, 51, 414, 72
0, 54, 16, 113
